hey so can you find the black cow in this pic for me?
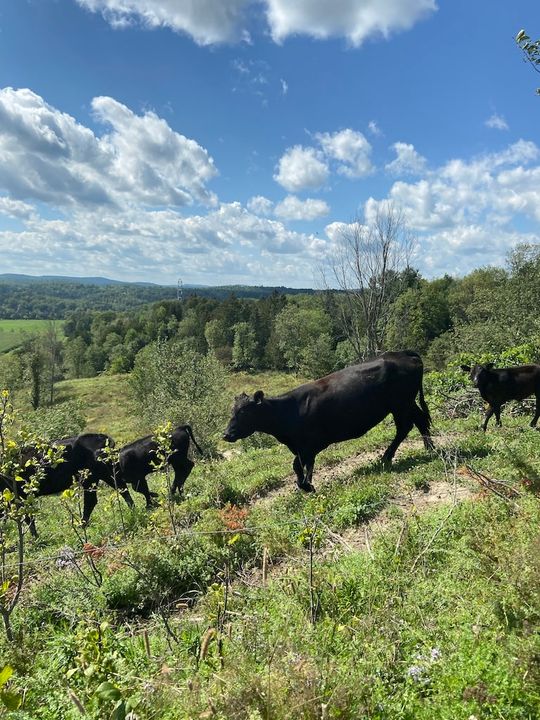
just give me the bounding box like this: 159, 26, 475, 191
460, 362, 540, 431
223, 350, 434, 492
111, 425, 204, 506
0, 433, 130, 536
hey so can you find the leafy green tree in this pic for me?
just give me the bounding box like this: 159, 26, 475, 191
205, 318, 232, 364
385, 278, 452, 354
300, 333, 336, 378
231, 322, 258, 371
64, 336, 89, 378
274, 304, 332, 372
516, 29, 540, 94
129, 340, 228, 455
24, 343, 45, 410
0, 354, 24, 398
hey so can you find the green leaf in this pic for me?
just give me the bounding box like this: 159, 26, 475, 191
0, 666, 13, 689
111, 699, 126, 720
96, 681, 122, 702
1, 689, 22, 711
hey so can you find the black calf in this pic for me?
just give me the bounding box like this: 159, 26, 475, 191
114, 425, 204, 506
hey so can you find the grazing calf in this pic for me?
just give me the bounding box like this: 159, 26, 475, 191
461, 362, 540, 431
0, 433, 124, 536
113, 425, 204, 506
223, 350, 434, 492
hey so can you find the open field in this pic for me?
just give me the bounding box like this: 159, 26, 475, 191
2, 371, 540, 719
53, 370, 310, 444
0, 319, 64, 353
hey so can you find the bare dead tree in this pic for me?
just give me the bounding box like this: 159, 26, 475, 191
325, 202, 415, 360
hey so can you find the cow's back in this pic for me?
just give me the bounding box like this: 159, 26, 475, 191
119, 436, 158, 476
285, 351, 425, 448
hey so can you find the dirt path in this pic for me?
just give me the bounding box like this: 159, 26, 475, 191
338, 477, 475, 553
249, 434, 433, 508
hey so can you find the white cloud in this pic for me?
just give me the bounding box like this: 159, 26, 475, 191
274, 128, 373, 191
316, 129, 373, 178
0, 202, 329, 284
419, 226, 537, 276
273, 145, 329, 192
75, 0, 437, 46
0, 88, 217, 210
92, 95, 218, 206
265, 0, 437, 45
280, 78, 289, 95
385, 142, 427, 176
274, 195, 329, 221
363, 139, 540, 275
485, 113, 509, 131
368, 120, 382, 136
0, 196, 36, 220
247, 195, 274, 215
76, 0, 252, 45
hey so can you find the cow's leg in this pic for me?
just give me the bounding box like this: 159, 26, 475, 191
100, 473, 135, 509
412, 402, 434, 451
293, 455, 304, 487
26, 515, 38, 538
482, 406, 495, 432
132, 474, 158, 509
531, 393, 540, 427
494, 405, 502, 427
381, 414, 414, 465
170, 457, 194, 495
296, 453, 316, 492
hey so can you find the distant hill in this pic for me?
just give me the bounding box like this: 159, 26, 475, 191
0, 273, 158, 287
0, 274, 316, 319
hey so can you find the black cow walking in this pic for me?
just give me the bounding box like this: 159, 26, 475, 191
461, 362, 540, 431
112, 425, 204, 506
223, 350, 434, 492
0, 433, 125, 536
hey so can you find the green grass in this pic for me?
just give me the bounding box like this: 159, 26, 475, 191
55, 373, 138, 444
2, 375, 540, 719
0, 319, 63, 352
53, 370, 309, 445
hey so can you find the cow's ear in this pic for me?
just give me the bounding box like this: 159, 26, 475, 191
460, 365, 471, 372
253, 390, 265, 404
484, 362, 495, 370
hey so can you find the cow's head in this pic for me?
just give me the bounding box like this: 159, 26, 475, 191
460, 363, 495, 387
223, 390, 265, 442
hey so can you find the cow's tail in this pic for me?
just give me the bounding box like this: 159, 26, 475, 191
416, 374, 435, 451
417, 380, 432, 429
183, 425, 205, 456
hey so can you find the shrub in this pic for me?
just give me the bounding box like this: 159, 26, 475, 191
19, 400, 86, 440
129, 339, 229, 455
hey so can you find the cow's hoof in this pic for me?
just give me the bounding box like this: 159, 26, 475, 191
298, 482, 316, 493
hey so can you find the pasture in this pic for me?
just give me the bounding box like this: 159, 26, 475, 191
1, 371, 540, 719
0, 319, 63, 353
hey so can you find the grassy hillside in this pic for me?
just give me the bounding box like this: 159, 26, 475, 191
53, 370, 310, 444
1, 372, 540, 719
0, 319, 62, 352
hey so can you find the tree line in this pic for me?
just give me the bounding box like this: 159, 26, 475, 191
2, 240, 539, 412
0, 278, 316, 320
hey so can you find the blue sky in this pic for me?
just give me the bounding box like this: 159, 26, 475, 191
0, 0, 538, 286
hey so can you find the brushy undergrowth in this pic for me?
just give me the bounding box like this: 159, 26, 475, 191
1, 388, 540, 718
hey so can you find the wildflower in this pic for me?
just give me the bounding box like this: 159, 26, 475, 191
407, 664, 426, 682
56, 546, 76, 570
